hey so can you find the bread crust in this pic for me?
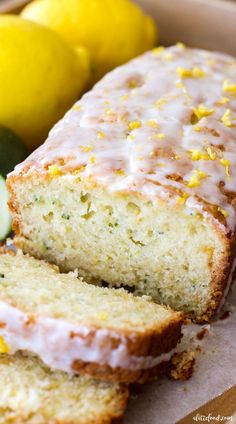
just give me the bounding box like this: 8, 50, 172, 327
72, 357, 173, 384
199, 229, 235, 323
71, 317, 183, 383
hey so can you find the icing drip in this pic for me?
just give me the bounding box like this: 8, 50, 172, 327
0, 302, 177, 372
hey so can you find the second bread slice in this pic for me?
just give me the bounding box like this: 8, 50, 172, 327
0, 250, 183, 383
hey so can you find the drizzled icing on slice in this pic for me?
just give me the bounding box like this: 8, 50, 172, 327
12, 44, 236, 232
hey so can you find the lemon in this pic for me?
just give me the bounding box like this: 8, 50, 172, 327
21, 0, 157, 80
0, 15, 90, 149
0, 176, 11, 241
0, 127, 28, 177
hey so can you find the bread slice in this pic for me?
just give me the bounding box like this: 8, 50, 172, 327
0, 351, 128, 424
7, 44, 236, 322
0, 250, 183, 383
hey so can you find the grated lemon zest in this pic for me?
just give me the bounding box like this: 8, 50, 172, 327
176, 67, 206, 78
189, 149, 202, 161
221, 109, 233, 127
128, 120, 141, 130
89, 155, 96, 164
147, 119, 158, 128
48, 165, 62, 177
97, 131, 105, 139
156, 133, 165, 139
80, 145, 92, 152
223, 80, 236, 95
218, 207, 229, 218
216, 97, 230, 106
195, 170, 207, 179
128, 134, 135, 141
189, 147, 218, 161
152, 46, 165, 55
220, 158, 230, 177
0, 336, 9, 354
192, 105, 215, 120
115, 169, 125, 175
187, 175, 201, 188
105, 108, 114, 115
154, 98, 167, 109
206, 147, 217, 160
177, 192, 189, 204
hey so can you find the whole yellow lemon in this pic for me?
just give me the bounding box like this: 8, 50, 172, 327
21, 0, 157, 80
0, 15, 90, 149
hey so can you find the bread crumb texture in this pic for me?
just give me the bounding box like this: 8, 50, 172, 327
11, 178, 228, 321
0, 352, 128, 424
0, 251, 176, 331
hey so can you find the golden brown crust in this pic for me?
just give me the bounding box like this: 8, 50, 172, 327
168, 350, 196, 381
69, 310, 183, 358
72, 357, 170, 384
7, 176, 21, 235
197, 228, 235, 322
73, 348, 198, 384
71, 314, 183, 383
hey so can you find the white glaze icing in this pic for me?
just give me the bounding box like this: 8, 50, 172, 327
0, 301, 176, 372
11, 45, 236, 232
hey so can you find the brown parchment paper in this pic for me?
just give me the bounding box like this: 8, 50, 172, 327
125, 285, 236, 424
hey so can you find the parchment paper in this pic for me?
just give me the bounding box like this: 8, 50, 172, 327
125, 285, 236, 424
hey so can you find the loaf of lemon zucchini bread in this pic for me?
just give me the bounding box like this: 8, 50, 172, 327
0, 352, 128, 424
0, 251, 183, 383
7, 44, 236, 322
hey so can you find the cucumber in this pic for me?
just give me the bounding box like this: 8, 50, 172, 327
0, 127, 28, 178
0, 175, 12, 240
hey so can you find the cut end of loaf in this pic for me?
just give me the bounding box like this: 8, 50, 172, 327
8, 174, 231, 322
